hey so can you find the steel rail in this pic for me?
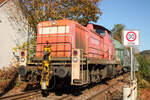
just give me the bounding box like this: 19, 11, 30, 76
86, 81, 119, 100
58, 95, 72, 100
0, 90, 41, 100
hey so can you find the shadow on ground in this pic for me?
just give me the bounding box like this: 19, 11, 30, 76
44, 72, 127, 97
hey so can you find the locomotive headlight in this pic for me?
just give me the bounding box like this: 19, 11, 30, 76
21, 57, 25, 62
73, 57, 78, 62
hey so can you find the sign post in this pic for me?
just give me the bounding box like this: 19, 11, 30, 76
123, 30, 140, 100
130, 46, 133, 80
123, 30, 140, 80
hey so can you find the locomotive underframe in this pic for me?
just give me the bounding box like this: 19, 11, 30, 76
23, 56, 120, 87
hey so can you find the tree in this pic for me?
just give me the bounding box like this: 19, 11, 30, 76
136, 54, 150, 88
111, 24, 125, 43
16, 0, 102, 34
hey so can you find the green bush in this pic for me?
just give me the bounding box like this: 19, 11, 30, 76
136, 55, 150, 88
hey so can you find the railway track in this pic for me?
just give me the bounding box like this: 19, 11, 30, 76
57, 95, 72, 100
0, 90, 41, 100
84, 73, 129, 100
0, 73, 128, 100
86, 81, 120, 100
42, 73, 127, 100
53, 81, 121, 100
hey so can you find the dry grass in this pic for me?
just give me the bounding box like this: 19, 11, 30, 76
0, 66, 18, 92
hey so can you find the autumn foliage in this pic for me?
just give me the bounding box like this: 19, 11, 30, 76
111, 24, 125, 43
16, 0, 102, 33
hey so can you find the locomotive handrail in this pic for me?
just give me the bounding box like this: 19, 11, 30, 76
88, 46, 106, 52
37, 42, 72, 45
88, 46, 109, 58
37, 50, 71, 53
37, 34, 72, 37
88, 52, 104, 56
37, 41, 72, 57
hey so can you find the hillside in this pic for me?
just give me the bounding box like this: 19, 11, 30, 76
137, 50, 150, 100
140, 50, 150, 65
140, 50, 150, 55
140, 50, 150, 59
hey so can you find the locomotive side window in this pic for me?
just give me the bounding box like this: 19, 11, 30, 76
39, 26, 69, 34
95, 28, 105, 36
108, 32, 113, 40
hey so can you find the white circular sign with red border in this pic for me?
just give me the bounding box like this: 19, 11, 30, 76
123, 30, 140, 46
126, 31, 136, 42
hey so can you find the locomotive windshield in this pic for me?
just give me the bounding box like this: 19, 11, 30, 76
94, 28, 105, 36
108, 32, 113, 40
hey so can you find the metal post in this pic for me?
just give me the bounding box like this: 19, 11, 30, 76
27, 26, 30, 63
105, 91, 107, 100
133, 50, 135, 80
130, 46, 133, 81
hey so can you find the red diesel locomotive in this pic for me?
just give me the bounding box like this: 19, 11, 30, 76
19, 19, 120, 91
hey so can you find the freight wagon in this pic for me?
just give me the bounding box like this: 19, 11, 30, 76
114, 39, 131, 71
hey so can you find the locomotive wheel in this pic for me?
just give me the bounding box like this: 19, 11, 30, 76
41, 90, 49, 97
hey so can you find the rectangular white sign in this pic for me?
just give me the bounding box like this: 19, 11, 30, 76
123, 30, 140, 46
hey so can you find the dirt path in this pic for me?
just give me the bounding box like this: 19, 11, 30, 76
139, 86, 150, 100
